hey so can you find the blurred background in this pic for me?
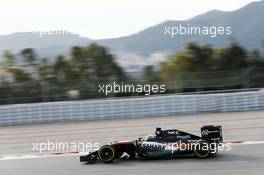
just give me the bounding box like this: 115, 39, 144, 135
0, 0, 264, 105
0, 41, 264, 105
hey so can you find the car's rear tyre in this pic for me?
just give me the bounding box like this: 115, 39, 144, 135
98, 145, 116, 163
194, 140, 211, 159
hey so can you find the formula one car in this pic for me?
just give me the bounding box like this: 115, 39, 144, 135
80, 125, 223, 163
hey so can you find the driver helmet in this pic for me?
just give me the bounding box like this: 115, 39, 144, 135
145, 135, 156, 141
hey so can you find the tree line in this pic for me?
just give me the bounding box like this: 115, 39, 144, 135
0, 42, 264, 104
159, 42, 264, 92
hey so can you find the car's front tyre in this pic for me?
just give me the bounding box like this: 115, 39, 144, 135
98, 145, 116, 163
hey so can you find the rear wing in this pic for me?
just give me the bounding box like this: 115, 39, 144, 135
201, 125, 223, 143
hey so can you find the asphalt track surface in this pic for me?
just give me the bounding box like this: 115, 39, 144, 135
1, 111, 264, 175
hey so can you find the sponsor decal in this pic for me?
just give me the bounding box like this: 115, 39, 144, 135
202, 129, 220, 135
167, 131, 180, 135
176, 135, 191, 139
142, 142, 166, 151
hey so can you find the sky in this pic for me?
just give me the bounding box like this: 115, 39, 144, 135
0, 0, 260, 39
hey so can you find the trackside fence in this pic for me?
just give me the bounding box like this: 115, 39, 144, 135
0, 90, 264, 126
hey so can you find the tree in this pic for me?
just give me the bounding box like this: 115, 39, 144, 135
38, 58, 51, 80
7, 68, 31, 82
3, 50, 16, 66
247, 49, 264, 69
74, 43, 126, 81
214, 42, 247, 70
53, 55, 67, 80
186, 42, 213, 71
161, 42, 214, 80
143, 65, 159, 82
21, 48, 37, 65
71, 46, 83, 61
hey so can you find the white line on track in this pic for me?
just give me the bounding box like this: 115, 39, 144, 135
1, 140, 264, 161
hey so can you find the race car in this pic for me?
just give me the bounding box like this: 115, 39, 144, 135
80, 125, 223, 163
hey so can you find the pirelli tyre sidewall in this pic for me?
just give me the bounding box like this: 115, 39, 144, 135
194, 140, 211, 159
98, 145, 116, 163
